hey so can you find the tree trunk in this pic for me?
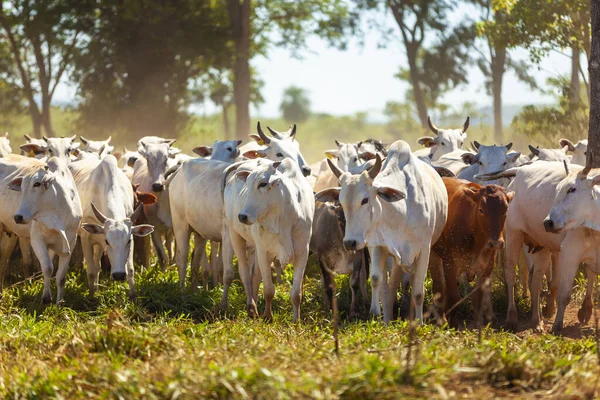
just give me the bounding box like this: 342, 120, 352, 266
222, 103, 231, 140
406, 45, 428, 128
570, 44, 581, 105
587, 0, 600, 168
41, 104, 55, 137
228, 0, 251, 142
491, 46, 506, 143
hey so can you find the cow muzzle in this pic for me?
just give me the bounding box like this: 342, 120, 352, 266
301, 165, 312, 177
238, 213, 251, 225
112, 272, 127, 281
13, 214, 25, 224
543, 218, 561, 233
152, 183, 165, 192
343, 239, 365, 251
488, 239, 504, 250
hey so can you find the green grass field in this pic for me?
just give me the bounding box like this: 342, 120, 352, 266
0, 259, 598, 399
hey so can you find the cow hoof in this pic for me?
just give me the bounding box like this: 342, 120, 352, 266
505, 319, 518, 332
532, 322, 545, 334
247, 304, 259, 319
42, 294, 52, 305
262, 313, 273, 322
128, 292, 137, 301
578, 306, 593, 325
551, 324, 563, 336
542, 303, 556, 319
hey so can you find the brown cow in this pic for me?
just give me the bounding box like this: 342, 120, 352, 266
431, 178, 513, 327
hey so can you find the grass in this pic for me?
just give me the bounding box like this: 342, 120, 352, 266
0, 258, 599, 399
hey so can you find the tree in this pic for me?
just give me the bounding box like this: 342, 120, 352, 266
587, 0, 600, 167
226, 0, 358, 140
0, 0, 92, 137
475, 1, 537, 142
280, 86, 311, 123
73, 0, 229, 140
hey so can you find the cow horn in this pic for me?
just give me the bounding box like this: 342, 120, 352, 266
106, 136, 112, 143
289, 124, 297, 139
266, 126, 283, 139
256, 122, 271, 144
327, 158, 343, 179
473, 141, 481, 150
505, 142, 513, 152
80, 136, 89, 145
368, 154, 382, 179
335, 139, 342, 147
42, 136, 49, 143
462, 116, 470, 132
70, 134, 77, 142
528, 145, 540, 157
129, 204, 144, 222
24, 134, 32, 142
581, 150, 594, 177
563, 160, 570, 176
91, 203, 108, 224
427, 116, 440, 135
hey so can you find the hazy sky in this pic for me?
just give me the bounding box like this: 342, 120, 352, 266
55, 15, 578, 120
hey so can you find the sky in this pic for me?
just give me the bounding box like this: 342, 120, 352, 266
54, 12, 579, 122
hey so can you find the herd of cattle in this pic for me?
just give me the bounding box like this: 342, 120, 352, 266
0, 117, 597, 334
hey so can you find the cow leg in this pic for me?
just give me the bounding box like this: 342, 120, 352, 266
291, 247, 310, 323
30, 236, 53, 304
219, 236, 235, 312
504, 228, 523, 331
369, 246, 388, 319
543, 254, 559, 318
55, 253, 71, 305
319, 258, 335, 313
552, 232, 586, 334
150, 230, 168, 271
126, 247, 136, 300
411, 248, 432, 324
518, 246, 530, 300
577, 267, 595, 325
256, 249, 275, 321
443, 257, 461, 327
387, 264, 402, 320
173, 224, 191, 290
81, 236, 100, 297
228, 229, 256, 317
165, 230, 175, 265
273, 259, 284, 284
0, 233, 18, 290
248, 250, 261, 303
360, 250, 369, 306
190, 233, 205, 290
20, 238, 34, 278
350, 255, 363, 319
210, 241, 221, 287
530, 250, 551, 333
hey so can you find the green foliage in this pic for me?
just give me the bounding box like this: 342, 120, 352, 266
280, 86, 311, 123
512, 77, 588, 145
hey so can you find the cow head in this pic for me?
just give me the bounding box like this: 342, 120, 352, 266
559, 138, 588, 166
315, 154, 405, 251
193, 140, 243, 163
325, 140, 360, 173
82, 203, 153, 281
138, 139, 176, 192
357, 139, 388, 161
243, 122, 311, 177
528, 144, 569, 162
235, 158, 299, 225
417, 116, 469, 161
470, 183, 514, 250
9, 161, 59, 225
0, 132, 12, 157
544, 157, 597, 233
121, 147, 140, 170
20, 135, 79, 164
466, 142, 521, 186
80, 136, 114, 158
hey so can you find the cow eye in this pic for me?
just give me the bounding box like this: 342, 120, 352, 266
503, 162, 507, 166
227, 147, 232, 152
105, 239, 109, 246
478, 161, 483, 166
33, 182, 41, 187
127, 238, 132, 245
353, 157, 358, 162
585, 151, 588, 156
567, 187, 576, 194
276, 152, 283, 157
479, 208, 484, 214
258, 182, 268, 189
48, 149, 53, 153
441, 142, 446, 146
361, 197, 368, 205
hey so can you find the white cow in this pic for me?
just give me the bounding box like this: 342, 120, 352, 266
69, 156, 154, 298
314, 141, 362, 192
0, 133, 12, 157
458, 142, 522, 185
475, 161, 590, 332
80, 136, 114, 158
316, 141, 448, 323
544, 158, 600, 334
559, 138, 588, 165
120, 147, 140, 181
528, 144, 569, 162
132, 137, 177, 269
192, 140, 243, 162
0, 155, 82, 304
416, 116, 469, 161
20, 135, 80, 164
224, 158, 314, 321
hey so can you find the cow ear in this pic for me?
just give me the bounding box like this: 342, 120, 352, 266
506, 152, 521, 163
506, 191, 515, 203
71, 142, 81, 150
8, 177, 22, 191
137, 192, 157, 205
20, 143, 46, 156
325, 149, 338, 159
82, 223, 104, 235
236, 170, 251, 182
132, 224, 154, 237
588, 175, 600, 187
462, 153, 478, 165
249, 133, 264, 145
376, 186, 405, 202
418, 137, 436, 148
559, 139, 575, 152
360, 151, 376, 161
243, 149, 266, 159
112, 151, 122, 160
193, 146, 213, 157
315, 187, 340, 203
